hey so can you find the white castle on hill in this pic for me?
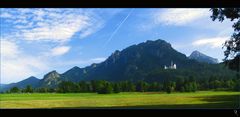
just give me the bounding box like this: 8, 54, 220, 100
164, 61, 176, 69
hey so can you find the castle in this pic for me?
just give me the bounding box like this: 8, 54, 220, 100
164, 61, 176, 69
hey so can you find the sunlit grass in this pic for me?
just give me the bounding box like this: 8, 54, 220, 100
0, 91, 239, 109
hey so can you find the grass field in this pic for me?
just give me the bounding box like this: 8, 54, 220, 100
0, 91, 239, 109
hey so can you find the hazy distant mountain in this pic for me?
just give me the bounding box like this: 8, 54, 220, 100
189, 50, 219, 64
0, 84, 7, 91
0, 84, 6, 87
0, 76, 40, 91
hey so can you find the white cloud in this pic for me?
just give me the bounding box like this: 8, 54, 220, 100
192, 36, 229, 48
90, 57, 106, 62
50, 46, 71, 56
53, 57, 107, 68
1, 8, 104, 42
21, 15, 90, 42
154, 8, 209, 26
2, 57, 48, 83
0, 12, 12, 18
1, 40, 48, 83
1, 40, 20, 58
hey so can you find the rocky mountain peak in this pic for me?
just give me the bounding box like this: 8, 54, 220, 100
189, 50, 218, 64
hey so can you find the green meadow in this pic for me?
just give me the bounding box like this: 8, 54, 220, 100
0, 91, 239, 109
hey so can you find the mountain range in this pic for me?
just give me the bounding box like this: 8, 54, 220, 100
0, 39, 235, 91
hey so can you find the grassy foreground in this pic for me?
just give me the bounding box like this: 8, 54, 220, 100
0, 91, 239, 109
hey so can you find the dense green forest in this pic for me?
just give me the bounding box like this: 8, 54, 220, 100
4, 74, 240, 94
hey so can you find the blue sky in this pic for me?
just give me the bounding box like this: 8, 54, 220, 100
0, 8, 234, 84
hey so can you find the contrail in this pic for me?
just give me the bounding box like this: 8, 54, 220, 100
103, 8, 134, 48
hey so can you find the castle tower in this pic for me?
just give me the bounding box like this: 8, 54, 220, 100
173, 64, 177, 69
164, 61, 176, 70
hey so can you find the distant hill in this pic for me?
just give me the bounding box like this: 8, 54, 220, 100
0, 76, 40, 92
0, 84, 7, 91
0, 84, 6, 87
189, 50, 218, 64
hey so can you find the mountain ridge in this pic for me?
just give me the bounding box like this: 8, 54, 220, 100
1, 39, 235, 91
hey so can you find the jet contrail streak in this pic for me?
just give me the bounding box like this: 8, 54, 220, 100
103, 8, 134, 48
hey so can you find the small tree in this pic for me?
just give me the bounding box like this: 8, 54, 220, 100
180, 87, 185, 92
105, 82, 113, 94
37, 87, 48, 93
234, 79, 240, 91
10, 87, 20, 93
126, 81, 136, 92
5, 90, 10, 93
79, 81, 89, 92
149, 82, 161, 92
164, 81, 176, 94
136, 81, 148, 92
97, 82, 113, 94
225, 80, 235, 90
24, 85, 33, 93
57, 81, 78, 93
113, 83, 121, 93
176, 77, 185, 92
191, 82, 198, 92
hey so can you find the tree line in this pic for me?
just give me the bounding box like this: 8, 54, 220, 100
5, 75, 240, 94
